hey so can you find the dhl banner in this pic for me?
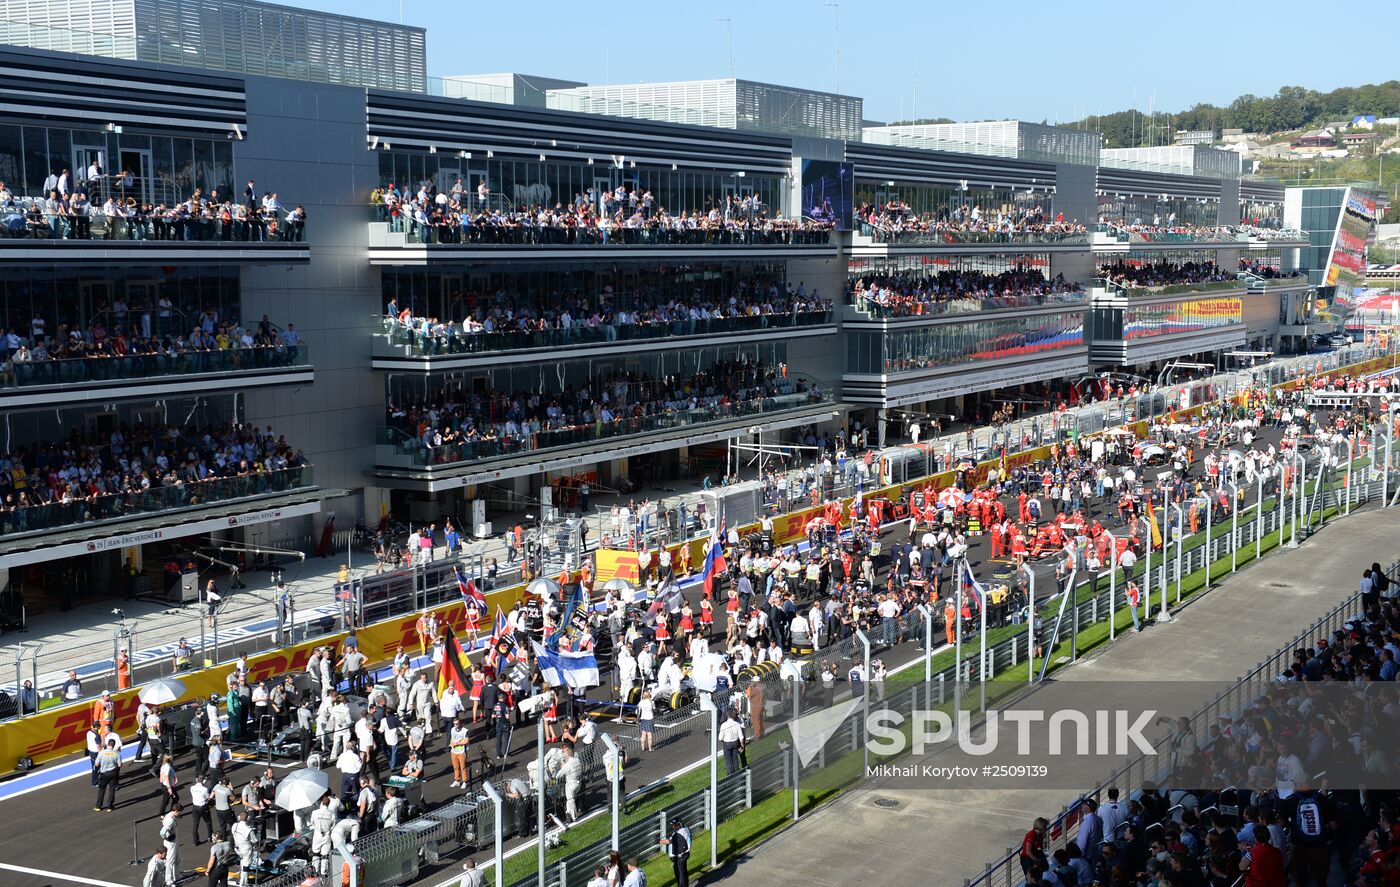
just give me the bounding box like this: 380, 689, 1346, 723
594, 549, 641, 584
0, 578, 535, 771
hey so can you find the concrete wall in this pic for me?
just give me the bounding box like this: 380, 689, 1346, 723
236, 75, 381, 520
1218, 179, 1241, 226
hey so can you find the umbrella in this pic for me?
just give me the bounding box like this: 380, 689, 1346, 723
601, 577, 634, 593
527, 577, 561, 599
1141, 445, 1166, 459
276, 768, 330, 811
138, 677, 187, 706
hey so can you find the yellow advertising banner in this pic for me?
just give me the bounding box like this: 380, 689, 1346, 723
593, 549, 641, 584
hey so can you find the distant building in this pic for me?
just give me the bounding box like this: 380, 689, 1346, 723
861, 120, 1101, 165
546, 78, 864, 140
1291, 131, 1338, 152
1341, 132, 1382, 149
1352, 115, 1377, 129
0, 0, 427, 91
1173, 129, 1215, 146
439, 73, 586, 108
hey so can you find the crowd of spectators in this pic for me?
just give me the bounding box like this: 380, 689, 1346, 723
0, 422, 309, 532
372, 181, 831, 245
0, 173, 306, 242
1099, 260, 1233, 291
384, 279, 831, 350
386, 362, 825, 460
851, 267, 1084, 317
1024, 574, 1400, 887
0, 311, 304, 385
857, 201, 1087, 242
1238, 259, 1305, 281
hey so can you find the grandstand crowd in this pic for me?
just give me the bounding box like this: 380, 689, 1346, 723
0, 175, 306, 242
850, 267, 1084, 317
386, 362, 826, 460
1099, 260, 1233, 290
857, 201, 1088, 241
372, 181, 832, 245
383, 280, 831, 350
0, 423, 309, 536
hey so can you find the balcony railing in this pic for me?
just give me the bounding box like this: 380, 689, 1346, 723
380, 386, 832, 468
1095, 277, 1245, 299
378, 209, 831, 247
858, 223, 1090, 246
379, 311, 833, 357
851, 290, 1085, 319
1, 200, 307, 243
0, 465, 314, 537
1, 344, 309, 389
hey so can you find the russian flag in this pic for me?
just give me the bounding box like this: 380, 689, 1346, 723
701, 519, 727, 598
961, 560, 986, 611
456, 567, 487, 610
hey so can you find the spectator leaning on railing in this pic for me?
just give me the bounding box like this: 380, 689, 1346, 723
851, 268, 1083, 316
857, 201, 1086, 241
371, 182, 832, 245
0, 423, 308, 529
384, 280, 831, 346
387, 361, 822, 457
1099, 260, 1230, 290
0, 178, 306, 242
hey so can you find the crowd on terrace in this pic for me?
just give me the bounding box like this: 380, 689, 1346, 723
857, 201, 1088, 240
387, 362, 824, 459
850, 267, 1084, 317
1099, 260, 1233, 291
384, 279, 831, 349
0, 173, 306, 241
0, 423, 309, 532
0, 311, 304, 384
1024, 570, 1400, 887
372, 181, 832, 245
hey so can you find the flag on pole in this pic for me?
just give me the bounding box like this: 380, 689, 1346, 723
531, 640, 600, 690
960, 559, 986, 612
436, 623, 473, 697
456, 567, 487, 610
547, 584, 586, 652
1144, 500, 1163, 549
701, 519, 727, 598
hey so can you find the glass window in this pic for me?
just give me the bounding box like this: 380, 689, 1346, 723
0, 125, 22, 193
873, 311, 1085, 375
1123, 297, 1242, 340
23, 127, 49, 195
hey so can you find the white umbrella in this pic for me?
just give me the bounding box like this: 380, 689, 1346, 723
527, 577, 562, 599
276, 768, 330, 811
138, 677, 187, 706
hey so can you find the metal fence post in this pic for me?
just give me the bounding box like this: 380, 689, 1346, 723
482, 780, 504, 886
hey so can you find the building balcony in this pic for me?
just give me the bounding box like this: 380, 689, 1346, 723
0, 344, 313, 408
0, 465, 316, 542
0, 211, 310, 264
367, 218, 836, 264
843, 290, 1086, 324
374, 385, 839, 489
371, 312, 836, 370
849, 225, 1089, 258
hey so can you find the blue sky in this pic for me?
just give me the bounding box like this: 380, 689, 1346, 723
308, 0, 1400, 123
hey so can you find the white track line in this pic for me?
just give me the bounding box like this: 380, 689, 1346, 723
0, 862, 129, 887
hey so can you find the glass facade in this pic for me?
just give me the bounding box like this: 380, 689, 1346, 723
1122, 297, 1243, 341
861, 121, 1100, 166
853, 181, 1051, 225
1096, 193, 1220, 228
847, 311, 1084, 375
0, 123, 233, 203
1, 0, 426, 91
0, 266, 240, 340
376, 151, 788, 220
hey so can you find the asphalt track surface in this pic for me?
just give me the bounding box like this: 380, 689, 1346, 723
0, 424, 1301, 887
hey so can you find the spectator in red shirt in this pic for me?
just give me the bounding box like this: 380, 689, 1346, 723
1020, 816, 1048, 876
1241, 827, 1286, 887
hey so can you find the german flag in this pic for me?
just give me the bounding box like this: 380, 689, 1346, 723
437, 623, 473, 697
